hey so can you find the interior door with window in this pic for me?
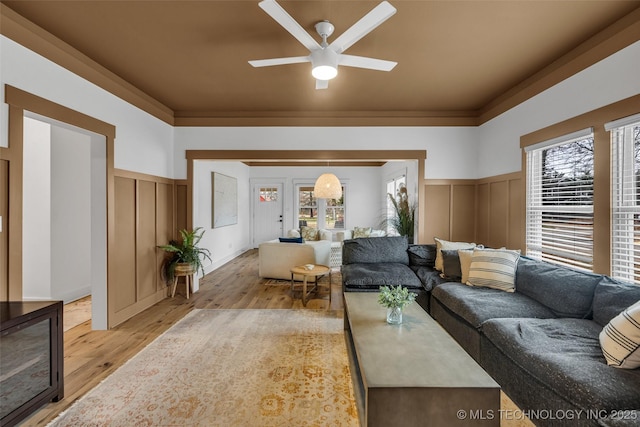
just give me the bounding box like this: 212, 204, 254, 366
253, 184, 284, 247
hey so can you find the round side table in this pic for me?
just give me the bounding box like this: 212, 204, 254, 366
290, 264, 331, 306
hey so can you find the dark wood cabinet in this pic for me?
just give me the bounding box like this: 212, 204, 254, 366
0, 301, 64, 427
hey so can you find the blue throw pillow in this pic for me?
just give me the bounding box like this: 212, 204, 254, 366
279, 237, 303, 243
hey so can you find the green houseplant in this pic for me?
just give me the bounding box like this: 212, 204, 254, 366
381, 184, 416, 244
158, 227, 212, 282
378, 285, 417, 324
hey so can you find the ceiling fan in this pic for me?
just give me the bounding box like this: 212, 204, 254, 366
248, 0, 397, 90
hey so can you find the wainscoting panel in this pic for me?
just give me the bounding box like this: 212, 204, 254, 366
489, 181, 509, 249
156, 182, 174, 290
451, 184, 476, 242
0, 160, 8, 301
476, 183, 489, 245
423, 184, 451, 242
109, 171, 175, 328
176, 182, 188, 233
137, 180, 157, 300
113, 176, 137, 312
423, 173, 522, 250
508, 179, 523, 250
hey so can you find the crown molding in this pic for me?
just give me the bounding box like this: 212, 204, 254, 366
173, 110, 479, 127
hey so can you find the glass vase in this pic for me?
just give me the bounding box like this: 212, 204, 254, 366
386, 306, 403, 325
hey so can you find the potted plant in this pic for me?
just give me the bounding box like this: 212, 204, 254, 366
158, 227, 212, 282
380, 184, 416, 244
377, 285, 417, 324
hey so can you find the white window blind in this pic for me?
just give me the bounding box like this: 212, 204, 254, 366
609, 116, 640, 284
526, 131, 595, 271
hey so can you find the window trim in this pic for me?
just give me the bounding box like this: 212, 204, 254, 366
525, 131, 595, 271
609, 117, 640, 284
520, 94, 640, 275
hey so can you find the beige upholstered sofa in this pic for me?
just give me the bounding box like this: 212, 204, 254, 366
258, 239, 331, 280
337, 227, 387, 241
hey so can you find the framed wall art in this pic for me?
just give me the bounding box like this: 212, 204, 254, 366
212, 172, 238, 228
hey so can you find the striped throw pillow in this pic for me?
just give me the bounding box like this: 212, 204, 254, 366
466, 248, 520, 292
599, 301, 640, 369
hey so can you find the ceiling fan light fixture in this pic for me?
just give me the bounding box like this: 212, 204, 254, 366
310, 49, 338, 80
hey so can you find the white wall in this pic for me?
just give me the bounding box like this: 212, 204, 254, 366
22, 117, 52, 300
173, 126, 478, 180
0, 35, 174, 178
50, 125, 92, 302
192, 160, 251, 290
478, 41, 640, 178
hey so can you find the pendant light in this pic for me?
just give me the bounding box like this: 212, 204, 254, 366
314, 173, 342, 199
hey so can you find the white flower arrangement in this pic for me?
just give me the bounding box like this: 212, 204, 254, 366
377, 285, 417, 309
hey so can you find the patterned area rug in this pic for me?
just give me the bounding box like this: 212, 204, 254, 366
48, 309, 358, 427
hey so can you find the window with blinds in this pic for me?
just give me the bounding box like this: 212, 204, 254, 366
525, 129, 594, 271
608, 113, 640, 284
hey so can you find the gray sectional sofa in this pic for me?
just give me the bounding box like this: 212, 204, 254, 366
341, 237, 640, 427
341, 236, 443, 311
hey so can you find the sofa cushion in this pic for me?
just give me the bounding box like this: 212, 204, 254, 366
515, 256, 602, 318
434, 238, 476, 271
342, 263, 422, 290
407, 244, 436, 268
342, 236, 409, 265
432, 282, 556, 329
600, 301, 640, 369
466, 248, 520, 293
409, 266, 444, 292
482, 318, 640, 410
287, 229, 301, 238
593, 276, 640, 327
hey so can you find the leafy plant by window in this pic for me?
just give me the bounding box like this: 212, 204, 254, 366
381, 184, 415, 243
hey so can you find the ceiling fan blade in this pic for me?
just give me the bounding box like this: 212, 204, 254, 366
258, 0, 321, 52
315, 79, 329, 90
339, 54, 397, 71
329, 1, 396, 54
249, 56, 310, 67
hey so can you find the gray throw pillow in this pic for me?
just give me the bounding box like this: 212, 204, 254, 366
440, 249, 462, 281
407, 244, 436, 267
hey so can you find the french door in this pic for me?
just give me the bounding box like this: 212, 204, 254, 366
252, 183, 284, 247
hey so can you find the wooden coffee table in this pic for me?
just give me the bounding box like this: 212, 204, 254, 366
290, 264, 331, 306
343, 292, 500, 426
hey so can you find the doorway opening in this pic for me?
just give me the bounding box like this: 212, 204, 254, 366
22, 113, 107, 330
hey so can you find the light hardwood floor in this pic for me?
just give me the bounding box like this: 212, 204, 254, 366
24, 249, 341, 426
24, 249, 531, 427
